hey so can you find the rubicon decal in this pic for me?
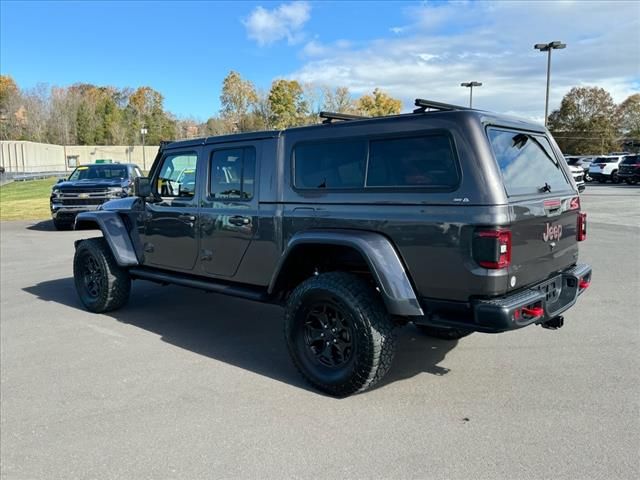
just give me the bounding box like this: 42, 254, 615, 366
543, 223, 563, 242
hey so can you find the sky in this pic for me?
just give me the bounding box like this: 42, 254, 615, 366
1, 0, 639, 123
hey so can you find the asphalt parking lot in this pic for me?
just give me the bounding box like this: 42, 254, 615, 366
1, 184, 639, 480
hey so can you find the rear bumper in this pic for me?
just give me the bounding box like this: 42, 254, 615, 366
417, 264, 592, 333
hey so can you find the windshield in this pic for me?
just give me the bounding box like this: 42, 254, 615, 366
68, 165, 128, 181
595, 157, 619, 163
487, 128, 571, 196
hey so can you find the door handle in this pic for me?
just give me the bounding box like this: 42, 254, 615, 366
179, 214, 196, 222
229, 215, 250, 226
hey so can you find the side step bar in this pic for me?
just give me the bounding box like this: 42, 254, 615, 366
129, 267, 269, 302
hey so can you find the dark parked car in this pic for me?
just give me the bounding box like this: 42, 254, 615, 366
71, 100, 592, 396
618, 155, 640, 184
50, 163, 142, 230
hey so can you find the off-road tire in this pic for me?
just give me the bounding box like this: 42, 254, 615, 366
53, 218, 72, 231
415, 324, 472, 340
284, 272, 397, 397
74, 237, 131, 313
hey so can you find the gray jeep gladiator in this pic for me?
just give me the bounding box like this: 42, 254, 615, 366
72, 99, 592, 396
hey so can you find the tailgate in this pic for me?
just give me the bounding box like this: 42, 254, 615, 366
508, 196, 579, 290
486, 128, 580, 291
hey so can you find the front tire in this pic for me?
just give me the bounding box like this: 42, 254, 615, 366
415, 324, 472, 340
73, 238, 131, 313
284, 272, 397, 397
52, 218, 72, 230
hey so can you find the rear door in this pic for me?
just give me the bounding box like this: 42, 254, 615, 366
487, 128, 579, 290
198, 142, 260, 278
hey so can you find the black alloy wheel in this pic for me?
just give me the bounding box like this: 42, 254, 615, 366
301, 301, 354, 369
81, 253, 103, 298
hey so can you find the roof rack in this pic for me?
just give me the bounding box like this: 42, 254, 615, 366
413, 98, 470, 113
319, 111, 369, 124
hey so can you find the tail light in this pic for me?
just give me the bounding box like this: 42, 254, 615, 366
473, 229, 511, 269
569, 197, 580, 210
577, 212, 587, 241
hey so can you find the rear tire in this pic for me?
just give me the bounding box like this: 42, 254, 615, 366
415, 324, 472, 340
284, 272, 397, 397
73, 237, 131, 313
611, 170, 620, 183
626, 178, 637, 185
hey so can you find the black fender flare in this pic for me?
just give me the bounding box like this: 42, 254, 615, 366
268, 229, 424, 317
74, 211, 139, 267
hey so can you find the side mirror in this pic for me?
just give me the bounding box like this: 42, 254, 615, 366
57, 178, 64, 184
134, 177, 152, 198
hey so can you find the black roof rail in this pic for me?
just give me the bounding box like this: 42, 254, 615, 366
413, 98, 470, 113
319, 111, 369, 124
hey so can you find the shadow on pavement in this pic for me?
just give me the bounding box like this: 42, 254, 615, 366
24, 277, 458, 395
26, 220, 57, 231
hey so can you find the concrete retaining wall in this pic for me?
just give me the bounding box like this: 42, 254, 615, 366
0, 141, 160, 173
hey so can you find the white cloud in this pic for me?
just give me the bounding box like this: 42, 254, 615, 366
244, 1, 311, 47
290, 1, 640, 121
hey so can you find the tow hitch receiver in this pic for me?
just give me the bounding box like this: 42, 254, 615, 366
541, 315, 564, 330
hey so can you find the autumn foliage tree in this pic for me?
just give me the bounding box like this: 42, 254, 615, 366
617, 93, 640, 139
355, 88, 402, 117
548, 86, 620, 154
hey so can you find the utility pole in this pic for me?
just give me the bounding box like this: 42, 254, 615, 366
460, 82, 482, 108
534, 41, 566, 126
140, 126, 148, 170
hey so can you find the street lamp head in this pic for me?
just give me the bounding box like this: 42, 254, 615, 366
461, 81, 482, 87
535, 41, 566, 51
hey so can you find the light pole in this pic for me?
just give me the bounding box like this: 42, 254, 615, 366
460, 81, 482, 108
534, 41, 566, 126
140, 126, 148, 169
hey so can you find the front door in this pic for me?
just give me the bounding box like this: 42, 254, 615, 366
142, 149, 201, 271
198, 143, 260, 277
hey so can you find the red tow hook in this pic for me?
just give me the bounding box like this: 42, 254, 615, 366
522, 306, 544, 318
579, 279, 590, 290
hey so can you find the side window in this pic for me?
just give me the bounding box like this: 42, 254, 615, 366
294, 140, 366, 189
366, 135, 459, 187
156, 152, 198, 198
210, 147, 256, 200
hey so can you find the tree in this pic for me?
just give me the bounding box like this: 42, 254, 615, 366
322, 86, 355, 114
127, 86, 175, 144
220, 71, 257, 132
548, 86, 619, 154
355, 88, 402, 117
0, 75, 22, 140
268, 79, 308, 129
617, 94, 640, 138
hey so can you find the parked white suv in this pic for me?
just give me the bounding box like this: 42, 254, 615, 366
568, 164, 586, 191
588, 155, 627, 183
